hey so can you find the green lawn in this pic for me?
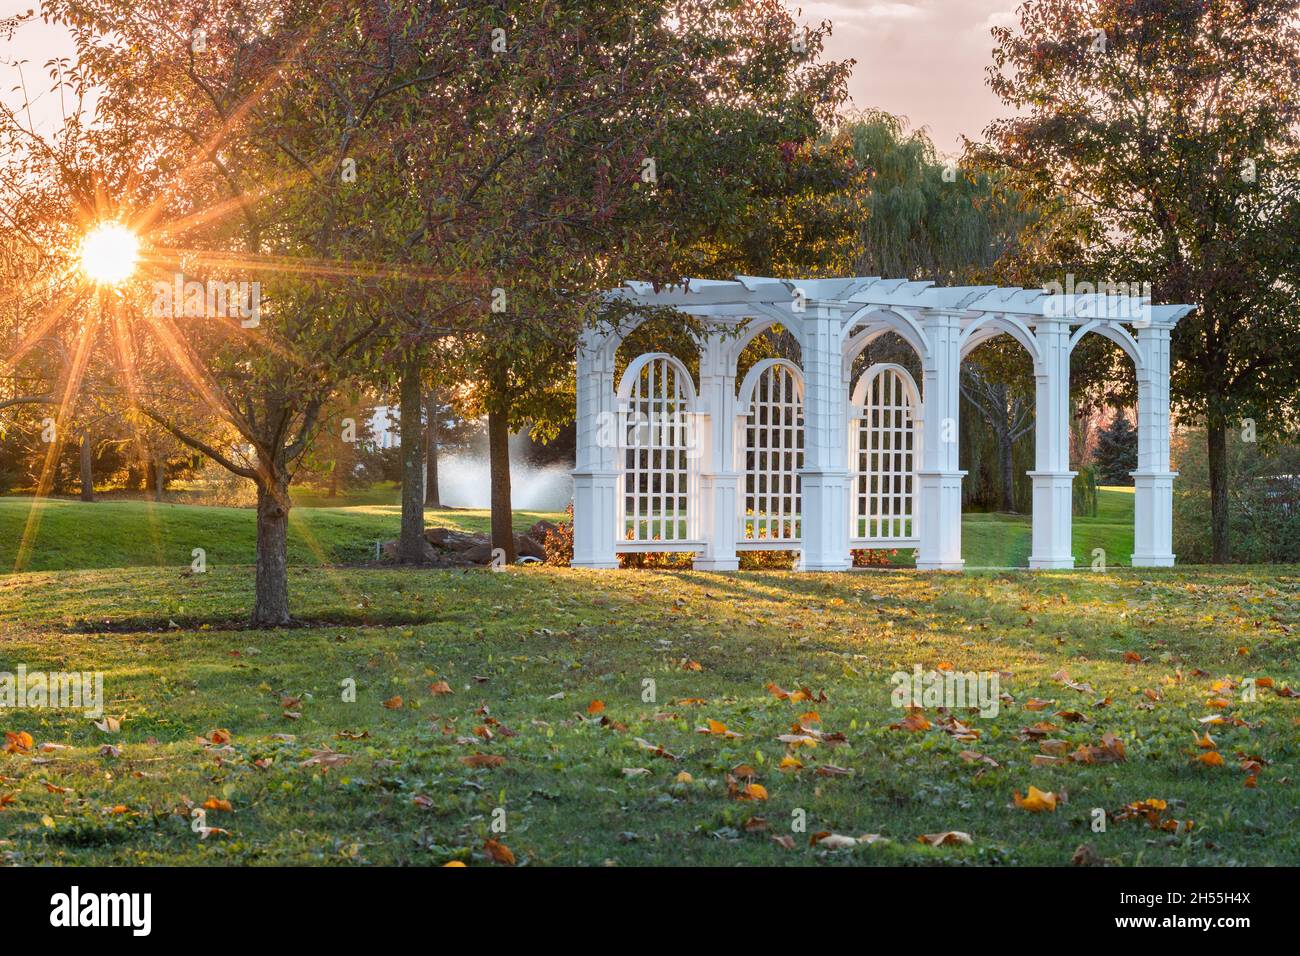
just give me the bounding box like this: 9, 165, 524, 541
0, 559, 1296, 866
0, 487, 1136, 573
0, 497, 561, 572
0, 489, 1293, 867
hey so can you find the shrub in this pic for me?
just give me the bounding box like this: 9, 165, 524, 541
542, 504, 574, 566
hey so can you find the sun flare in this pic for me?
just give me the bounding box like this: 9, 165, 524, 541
80, 222, 140, 284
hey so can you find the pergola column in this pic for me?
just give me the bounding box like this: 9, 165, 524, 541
916, 311, 965, 570
799, 303, 851, 570
694, 330, 740, 571
1132, 321, 1177, 567
571, 330, 619, 568
1027, 316, 1077, 568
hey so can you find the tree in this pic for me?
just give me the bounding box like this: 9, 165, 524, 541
388, 1, 849, 561
1094, 410, 1138, 486
31, 0, 464, 622
960, 366, 1035, 511
986, 0, 1300, 561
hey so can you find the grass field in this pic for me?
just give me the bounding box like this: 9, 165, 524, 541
0, 491, 1295, 867
0, 488, 1136, 573
0, 497, 560, 572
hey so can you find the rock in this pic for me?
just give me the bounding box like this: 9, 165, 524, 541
462, 542, 495, 564
515, 533, 546, 560
425, 527, 488, 552
383, 539, 439, 563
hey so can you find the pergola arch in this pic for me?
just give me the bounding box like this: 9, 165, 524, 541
727, 316, 796, 370
958, 314, 1043, 369
841, 305, 930, 364
571, 276, 1192, 572
1068, 320, 1147, 380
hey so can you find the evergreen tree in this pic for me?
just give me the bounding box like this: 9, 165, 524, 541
1094, 412, 1138, 486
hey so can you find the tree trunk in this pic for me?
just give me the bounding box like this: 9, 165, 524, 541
424, 386, 441, 508
253, 475, 292, 626
997, 427, 1014, 512
1207, 420, 1230, 563
488, 402, 515, 563
328, 465, 339, 498
154, 456, 165, 502
398, 349, 427, 562
79, 430, 94, 502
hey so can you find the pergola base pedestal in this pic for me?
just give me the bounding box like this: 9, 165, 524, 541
572, 277, 1192, 574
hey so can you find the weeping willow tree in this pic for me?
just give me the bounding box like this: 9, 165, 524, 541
843, 110, 1037, 284
840, 110, 1099, 511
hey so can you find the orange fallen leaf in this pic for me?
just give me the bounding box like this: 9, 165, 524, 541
697, 719, 742, 738
1013, 786, 1058, 813
890, 710, 931, 732
3, 731, 33, 754
1197, 750, 1225, 767
382, 696, 403, 709
201, 798, 232, 812
429, 680, 453, 695
483, 838, 515, 865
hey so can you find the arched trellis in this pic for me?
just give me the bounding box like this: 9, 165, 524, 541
849, 363, 922, 546
571, 276, 1192, 572
735, 359, 804, 547
615, 353, 700, 548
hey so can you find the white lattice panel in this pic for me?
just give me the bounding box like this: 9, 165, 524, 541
851, 364, 918, 544
738, 360, 803, 545
619, 355, 694, 544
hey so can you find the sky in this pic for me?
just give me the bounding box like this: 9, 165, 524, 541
0, 0, 1020, 154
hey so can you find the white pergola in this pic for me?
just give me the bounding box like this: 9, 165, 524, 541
571, 277, 1192, 572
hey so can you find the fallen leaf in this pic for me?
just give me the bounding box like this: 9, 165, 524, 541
3, 731, 33, 754
483, 839, 515, 865
1013, 786, 1058, 812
